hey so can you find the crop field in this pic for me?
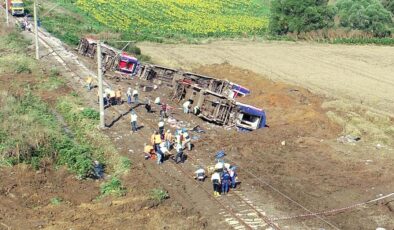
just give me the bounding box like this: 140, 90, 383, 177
75, 0, 269, 39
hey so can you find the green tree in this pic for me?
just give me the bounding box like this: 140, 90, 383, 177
269, 0, 336, 35
336, 0, 393, 37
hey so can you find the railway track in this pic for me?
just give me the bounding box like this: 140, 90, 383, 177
11, 17, 283, 230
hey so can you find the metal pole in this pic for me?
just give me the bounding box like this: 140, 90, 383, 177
5, 0, 9, 26
33, 1, 39, 60
97, 41, 105, 129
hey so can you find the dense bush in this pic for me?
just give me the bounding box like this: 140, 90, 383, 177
336, 0, 393, 37
270, 0, 336, 35
54, 138, 93, 178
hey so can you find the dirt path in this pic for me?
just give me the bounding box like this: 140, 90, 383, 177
138, 41, 394, 116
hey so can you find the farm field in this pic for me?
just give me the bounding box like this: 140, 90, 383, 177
139, 40, 394, 116
74, 0, 269, 40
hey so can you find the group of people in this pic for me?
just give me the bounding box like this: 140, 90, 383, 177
87, 75, 140, 108
100, 87, 138, 107
144, 126, 192, 165
210, 162, 237, 196
192, 160, 238, 197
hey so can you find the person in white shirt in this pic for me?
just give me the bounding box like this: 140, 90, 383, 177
126, 87, 132, 104
182, 129, 191, 151
174, 143, 184, 164
130, 110, 138, 132
195, 168, 206, 181
132, 88, 139, 104
183, 100, 191, 114
158, 120, 165, 138
211, 172, 221, 196
154, 97, 161, 105
159, 142, 171, 159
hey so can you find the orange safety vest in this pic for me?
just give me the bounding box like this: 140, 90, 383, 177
154, 134, 162, 144
151, 134, 162, 144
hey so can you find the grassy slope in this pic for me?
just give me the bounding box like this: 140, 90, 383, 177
0, 28, 128, 190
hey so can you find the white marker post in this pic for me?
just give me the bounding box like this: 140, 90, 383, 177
5, 0, 9, 26
33, 1, 39, 60
97, 41, 105, 129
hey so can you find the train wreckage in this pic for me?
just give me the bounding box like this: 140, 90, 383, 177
77, 38, 266, 131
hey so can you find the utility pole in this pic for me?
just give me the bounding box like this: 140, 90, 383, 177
5, 0, 9, 26
33, 1, 39, 60
97, 41, 105, 129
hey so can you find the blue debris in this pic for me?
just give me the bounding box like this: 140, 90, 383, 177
215, 150, 226, 159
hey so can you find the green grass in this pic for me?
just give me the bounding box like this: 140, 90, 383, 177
81, 108, 100, 120
100, 177, 126, 197
0, 27, 127, 183
50, 197, 62, 205
149, 188, 169, 203
55, 94, 129, 176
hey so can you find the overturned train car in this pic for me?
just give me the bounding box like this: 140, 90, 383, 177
140, 65, 266, 131
77, 38, 139, 75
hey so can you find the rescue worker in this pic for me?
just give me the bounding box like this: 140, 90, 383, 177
159, 142, 171, 160
221, 169, 231, 195
160, 103, 168, 118
211, 171, 221, 197
164, 130, 173, 149
183, 100, 191, 114
144, 97, 152, 113
154, 97, 161, 105
175, 129, 184, 147
229, 166, 237, 188
26, 22, 32, 32
126, 87, 132, 104
132, 87, 139, 104
151, 131, 162, 153
214, 161, 224, 172
195, 168, 206, 181
158, 119, 165, 139
143, 143, 155, 160
193, 106, 200, 115
174, 143, 184, 164
155, 143, 165, 165
115, 88, 122, 105
109, 89, 116, 106
182, 129, 191, 151
104, 88, 112, 107
86, 76, 93, 91
130, 110, 138, 133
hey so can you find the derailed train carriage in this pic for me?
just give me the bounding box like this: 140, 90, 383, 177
140, 65, 266, 131
172, 79, 266, 130
77, 38, 140, 75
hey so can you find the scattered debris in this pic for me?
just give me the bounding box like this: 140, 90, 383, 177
337, 135, 361, 144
